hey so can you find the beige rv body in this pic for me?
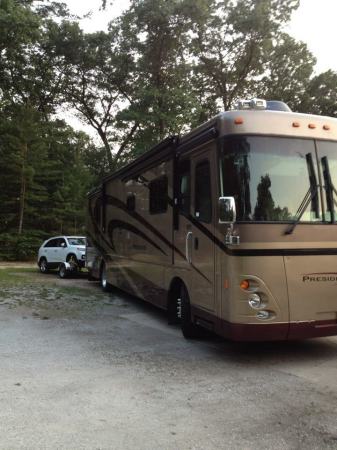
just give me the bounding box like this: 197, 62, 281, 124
87, 109, 337, 340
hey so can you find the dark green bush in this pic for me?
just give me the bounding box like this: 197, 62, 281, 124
0, 231, 48, 261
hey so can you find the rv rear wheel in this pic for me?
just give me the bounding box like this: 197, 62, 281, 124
180, 284, 202, 339
100, 263, 111, 292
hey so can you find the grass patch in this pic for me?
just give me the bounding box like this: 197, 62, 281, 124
0, 268, 118, 319
0, 268, 36, 285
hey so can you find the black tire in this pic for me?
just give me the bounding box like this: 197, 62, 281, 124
167, 282, 181, 325
39, 257, 49, 274
100, 263, 111, 292
180, 284, 202, 339
58, 263, 68, 279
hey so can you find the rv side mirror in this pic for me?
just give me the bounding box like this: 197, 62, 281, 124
218, 197, 236, 224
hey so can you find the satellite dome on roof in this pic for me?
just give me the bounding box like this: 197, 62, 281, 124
266, 100, 292, 112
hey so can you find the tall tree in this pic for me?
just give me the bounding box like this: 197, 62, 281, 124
300, 70, 337, 117
0, 0, 94, 239
191, 0, 301, 114
55, 24, 135, 170
255, 33, 315, 111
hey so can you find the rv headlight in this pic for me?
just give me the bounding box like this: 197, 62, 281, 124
248, 293, 262, 309
256, 310, 270, 320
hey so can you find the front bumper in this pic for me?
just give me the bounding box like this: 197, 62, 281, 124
221, 320, 337, 341
191, 306, 337, 341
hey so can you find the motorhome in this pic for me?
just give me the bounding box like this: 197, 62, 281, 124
86, 99, 337, 341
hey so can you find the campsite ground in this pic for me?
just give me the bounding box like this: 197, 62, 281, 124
0, 266, 336, 450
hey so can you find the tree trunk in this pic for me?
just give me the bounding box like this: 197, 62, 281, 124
18, 142, 28, 235
97, 127, 114, 169
113, 122, 140, 169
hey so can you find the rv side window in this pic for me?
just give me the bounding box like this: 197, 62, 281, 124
178, 160, 190, 216
94, 200, 101, 227
149, 176, 168, 214
195, 160, 212, 223
127, 194, 136, 212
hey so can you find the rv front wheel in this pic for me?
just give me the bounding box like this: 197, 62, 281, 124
180, 285, 202, 339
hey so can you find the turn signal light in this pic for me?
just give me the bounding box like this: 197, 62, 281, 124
240, 279, 250, 290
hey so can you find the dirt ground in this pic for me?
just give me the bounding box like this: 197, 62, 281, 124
0, 266, 336, 450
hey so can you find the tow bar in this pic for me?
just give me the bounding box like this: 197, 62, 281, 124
58, 261, 79, 279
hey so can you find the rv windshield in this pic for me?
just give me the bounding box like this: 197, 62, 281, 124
220, 136, 324, 223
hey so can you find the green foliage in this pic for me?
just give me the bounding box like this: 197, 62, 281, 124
255, 34, 316, 110
62, 0, 337, 166
300, 70, 337, 117
0, 231, 46, 261
1, 0, 337, 261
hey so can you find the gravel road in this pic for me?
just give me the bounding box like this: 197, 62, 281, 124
0, 268, 336, 450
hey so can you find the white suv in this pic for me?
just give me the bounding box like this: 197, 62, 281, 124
37, 236, 86, 273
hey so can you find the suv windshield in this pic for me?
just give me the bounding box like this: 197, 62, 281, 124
67, 237, 86, 246
220, 136, 325, 222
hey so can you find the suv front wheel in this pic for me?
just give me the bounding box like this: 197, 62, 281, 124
39, 258, 48, 274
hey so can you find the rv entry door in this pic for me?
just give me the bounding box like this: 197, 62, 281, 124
174, 147, 216, 313
190, 148, 216, 312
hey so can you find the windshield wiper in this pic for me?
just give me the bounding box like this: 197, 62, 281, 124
284, 153, 319, 235
284, 187, 319, 235
321, 156, 337, 223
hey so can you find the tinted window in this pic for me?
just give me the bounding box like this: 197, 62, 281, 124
58, 238, 67, 247
317, 141, 337, 222
149, 176, 168, 214
178, 160, 190, 216
127, 194, 136, 212
67, 238, 85, 246
220, 136, 322, 222
94, 199, 101, 226
195, 160, 212, 223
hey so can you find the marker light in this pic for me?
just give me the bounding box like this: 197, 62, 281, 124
308, 123, 316, 129
323, 125, 330, 130
240, 279, 250, 290
234, 117, 244, 125
292, 122, 300, 128
248, 293, 262, 309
